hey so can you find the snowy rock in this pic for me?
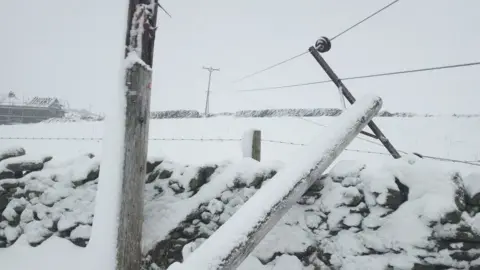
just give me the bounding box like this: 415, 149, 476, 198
206, 199, 224, 214
0, 170, 14, 180
71, 162, 99, 187
181, 238, 205, 261
3, 155, 51, 173
57, 214, 79, 234
305, 214, 323, 230
169, 182, 184, 194
188, 165, 217, 192
4, 225, 21, 243
200, 211, 213, 223
157, 164, 174, 180
238, 256, 267, 270
465, 172, 480, 206
69, 224, 91, 247
24, 220, 52, 246
0, 188, 17, 213
329, 160, 366, 182
271, 254, 305, 270
220, 190, 233, 203
343, 213, 363, 227
3, 198, 28, 225
434, 220, 480, 243
254, 221, 314, 264
147, 158, 164, 174
39, 189, 71, 207
147, 161, 176, 184
20, 207, 34, 223
0, 146, 26, 163
0, 178, 22, 190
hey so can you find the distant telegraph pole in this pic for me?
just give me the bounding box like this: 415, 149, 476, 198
202, 66, 220, 117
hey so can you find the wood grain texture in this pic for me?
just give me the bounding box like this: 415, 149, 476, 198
116, 64, 152, 270
116, 0, 157, 269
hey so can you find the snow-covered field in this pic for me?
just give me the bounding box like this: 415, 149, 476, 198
0, 116, 479, 172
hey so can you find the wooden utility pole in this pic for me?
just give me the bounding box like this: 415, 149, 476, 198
309, 37, 401, 159
115, 1, 168, 269
202, 66, 220, 117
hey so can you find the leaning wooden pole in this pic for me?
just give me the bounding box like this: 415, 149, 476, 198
118, 1, 158, 269
168, 95, 383, 270
308, 39, 401, 159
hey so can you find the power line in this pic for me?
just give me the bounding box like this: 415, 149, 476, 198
232, 51, 308, 83
330, 0, 400, 41
236, 61, 480, 92
232, 0, 401, 83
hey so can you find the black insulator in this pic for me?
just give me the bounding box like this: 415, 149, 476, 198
315, 37, 331, 53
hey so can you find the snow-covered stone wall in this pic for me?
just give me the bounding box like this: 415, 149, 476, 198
1, 146, 480, 270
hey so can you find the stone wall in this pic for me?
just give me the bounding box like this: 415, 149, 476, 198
1, 147, 480, 270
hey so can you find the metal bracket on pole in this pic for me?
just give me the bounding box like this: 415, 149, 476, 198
309, 37, 401, 159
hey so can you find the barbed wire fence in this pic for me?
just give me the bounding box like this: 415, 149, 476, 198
0, 136, 479, 167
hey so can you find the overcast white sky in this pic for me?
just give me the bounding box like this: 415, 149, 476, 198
1, 0, 479, 114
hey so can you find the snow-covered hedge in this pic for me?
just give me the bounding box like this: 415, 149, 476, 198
150, 110, 202, 119
39, 109, 479, 123
1, 147, 480, 270
234, 108, 343, 118
148, 109, 435, 119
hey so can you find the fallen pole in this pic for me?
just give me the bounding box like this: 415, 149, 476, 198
168, 95, 383, 270
308, 45, 401, 159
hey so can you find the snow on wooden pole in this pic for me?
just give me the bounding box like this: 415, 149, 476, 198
241, 129, 261, 161
168, 95, 383, 270
89, 1, 159, 270
116, 1, 159, 270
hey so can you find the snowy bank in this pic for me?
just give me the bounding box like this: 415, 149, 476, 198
1, 147, 480, 269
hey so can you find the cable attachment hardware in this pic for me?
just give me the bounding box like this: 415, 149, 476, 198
315, 37, 332, 53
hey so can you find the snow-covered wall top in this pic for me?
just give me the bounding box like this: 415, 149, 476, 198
149, 109, 479, 119
0, 147, 480, 270
26, 109, 480, 124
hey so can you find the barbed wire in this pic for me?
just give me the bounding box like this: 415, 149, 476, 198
0, 136, 241, 142
1, 136, 478, 166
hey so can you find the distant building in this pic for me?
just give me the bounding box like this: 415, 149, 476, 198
27, 97, 63, 110
0, 93, 66, 125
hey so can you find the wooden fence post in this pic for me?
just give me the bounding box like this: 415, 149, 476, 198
242, 129, 261, 161
169, 95, 383, 270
